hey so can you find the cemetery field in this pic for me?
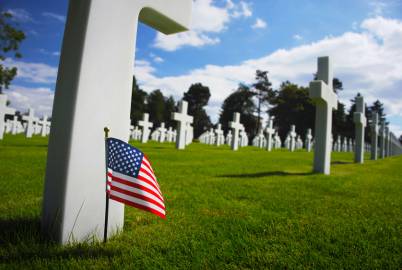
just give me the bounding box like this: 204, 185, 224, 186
0, 135, 401, 269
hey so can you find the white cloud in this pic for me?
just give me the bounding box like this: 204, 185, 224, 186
293, 34, 303, 40
42, 12, 66, 23
4, 85, 54, 117
137, 16, 402, 133
6, 9, 34, 23
149, 53, 164, 63
154, 0, 252, 51
4, 59, 58, 84
252, 18, 267, 29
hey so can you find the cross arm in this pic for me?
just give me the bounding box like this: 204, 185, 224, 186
140, 0, 192, 34
309, 81, 338, 109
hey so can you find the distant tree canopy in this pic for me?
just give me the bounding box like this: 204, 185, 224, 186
399, 135, 402, 144
183, 83, 212, 138
130, 76, 176, 128
130, 76, 148, 125
269, 81, 315, 140
251, 70, 274, 131
0, 11, 26, 93
219, 84, 258, 138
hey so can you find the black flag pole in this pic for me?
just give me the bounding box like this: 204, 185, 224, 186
103, 127, 110, 243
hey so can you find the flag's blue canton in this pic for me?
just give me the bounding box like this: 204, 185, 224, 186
106, 138, 144, 178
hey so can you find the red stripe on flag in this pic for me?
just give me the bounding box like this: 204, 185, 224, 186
108, 171, 162, 199
109, 194, 166, 219
139, 167, 159, 189
110, 185, 165, 210
109, 174, 164, 202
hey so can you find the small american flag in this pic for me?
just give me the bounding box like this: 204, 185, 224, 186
106, 138, 165, 218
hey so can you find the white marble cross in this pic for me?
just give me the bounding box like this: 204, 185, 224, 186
229, 112, 242, 151
158, 122, 167, 143
379, 121, 386, 158
41, 0, 192, 244
22, 108, 37, 138
226, 130, 232, 145
138, 113, 154, 143
215, 124, 224, 146
353, 95, 366, 163
289, 125, 297, 152
166, 127, 174, 142
39, 115, 50, 137
264, 116, 275, 151
384, 127, 390, 157
305, 129, 313, 152
309, 56, 338, 175
0, 94, 15, 140
11, 116, 19, 135
172, 100, 193, 150
370, 113, 378, 160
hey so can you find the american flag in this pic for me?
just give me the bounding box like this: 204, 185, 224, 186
106, 138, 165, 218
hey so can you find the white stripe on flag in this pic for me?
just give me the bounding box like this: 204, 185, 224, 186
111, 180, 165, 207
138, 170, 160, 191
110, 190, 166, 215
111, 170, 163, 199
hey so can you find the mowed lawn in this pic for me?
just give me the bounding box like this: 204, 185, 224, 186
0, 135, 401, 269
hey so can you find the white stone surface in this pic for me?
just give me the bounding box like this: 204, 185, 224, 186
11, 116, 19, 135
379, 121, 386, 158
309, 56, 338, 175
139, 113, 154, 143
264, 116, 275, 151
38, 115, 50, 137
353, 95, 366, 164
370, 113, 379, 160
0, 94, 15, 140
305, 129, 313, 152
289, 125, 297, 152
158, 122, 167, 143
22, 108, 38, 138
215, 124, 224, 146
41, 0, 192, 244
229, 112, 242, 151
172, 100, 193, 150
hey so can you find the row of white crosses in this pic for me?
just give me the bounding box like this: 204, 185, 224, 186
37, 0, 401, 245
0, 94, 51, 139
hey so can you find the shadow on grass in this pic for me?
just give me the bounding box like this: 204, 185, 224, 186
219, 170, 314, 178
331, 161, 353, 165
0, 217, 120, 264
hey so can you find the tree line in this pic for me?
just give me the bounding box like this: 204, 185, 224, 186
132, 71, 391, 144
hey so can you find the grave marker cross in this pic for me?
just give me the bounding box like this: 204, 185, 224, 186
0, 94, 15, 140
23, 108, 37, 138
42, 0, 192, 244
138, 113, 153, 143
172, 100, 193, 150
229, 112, 242, 151
309, 56, 338, 175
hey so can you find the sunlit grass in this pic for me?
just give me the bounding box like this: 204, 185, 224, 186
0, 134, 401, 269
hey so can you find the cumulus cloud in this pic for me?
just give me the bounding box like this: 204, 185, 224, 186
154, 0, 252, 51
138, 16, 402, 134
3, 59, 58, 84
4, 85, 54, 117
252, 18, 267, 29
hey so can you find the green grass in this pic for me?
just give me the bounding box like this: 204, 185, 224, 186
0, 134, 401, 269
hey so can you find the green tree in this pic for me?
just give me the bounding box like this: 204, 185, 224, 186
332, 101, 347, 138
269, 81, 315, 141
147, 89, 165, 128
219, 84, 258, 139
0, 11, 26, 93
252, 70, 274, 132
130, 76, 148, 125
164, 95, 176, 128
183, 83, 212, 138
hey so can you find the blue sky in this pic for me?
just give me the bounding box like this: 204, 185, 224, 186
2, 0, 402, 135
